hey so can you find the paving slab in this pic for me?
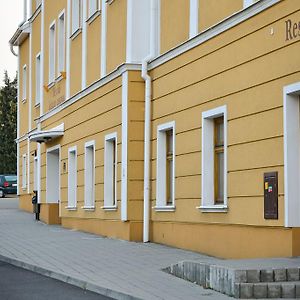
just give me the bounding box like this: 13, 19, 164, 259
0, 199, 229, 300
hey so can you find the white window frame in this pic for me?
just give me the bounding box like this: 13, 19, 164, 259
33, 155, 38, 191
199, 105, 228, 212
243, 0, 255, 8
22, 154, 27, 190
67, 146, 77, 210
49, 20, 56, 84
57, 10, 65, 76
35, 53, 41, 105
84, 140, 95, 209
71, 0, 81, 35
155, 121, 176, 211
88, 0, 99, 19
22, 65, 27, 102
103, 133, 117, 210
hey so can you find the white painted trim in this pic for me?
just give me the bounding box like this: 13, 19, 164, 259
189, 0, 199, 38
28, 28, 32, 131
57, 10, 66, 76
283, 82, 300, 227
71, 0, 82, 35
87, 0, 99, 20
82, 0, 87, 89
66, 0, 71, 99
22, 64, 27, 101
100, 0, 107, 77
103, 132, 117, 210
199, 205, 228, 213
149, 0, 280, 69
150, 0, 160, 57
37, 123, 41, 203
22, 154, 27, 190
200, 105, 227, 211
35, 52, 41, 105
244, 0, 255, 8
48, 20, 56, 84
68, 146, 77, 209
156, 121, 176, 209
46, 144, 61, 205
153, 206, 175, 212
126, 0, 133, 63
84, 140, 96, 209
17, 48, 20, 195
27, 140, 30, 193
40, 0, 44, 116
38, 63, 141, 123
121, 72, 128, 221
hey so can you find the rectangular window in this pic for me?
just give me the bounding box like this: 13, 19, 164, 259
200, 106, 227, 212
22, 65, 27, 101
58, 12, 65, 75
49, 21, 56, 83
84, 141, 95, 209
156, 122, 175, 210
22, 154, 27, 189
103, 133, 117, 209
88, 0, 98, 19
72, 0, 81, 35
68, 147, 77, 209
35, 53, 41, 105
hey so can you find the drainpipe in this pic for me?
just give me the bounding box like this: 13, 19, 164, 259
142, 0, 159, 243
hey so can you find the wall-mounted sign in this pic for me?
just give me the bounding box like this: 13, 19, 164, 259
285, 19, 300, 41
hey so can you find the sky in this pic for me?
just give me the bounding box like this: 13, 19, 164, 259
0, 0, 22, 85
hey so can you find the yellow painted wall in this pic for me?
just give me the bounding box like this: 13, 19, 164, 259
86, 15, 101, 86
199, 0, 243, 31
19, 38, 29, 137
43, 0, 67, 113
106, 0, 127, 74
160, 0, 189, 54
31, 12, 41, 129
149, 0, 300, 256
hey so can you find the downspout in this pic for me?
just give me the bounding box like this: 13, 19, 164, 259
142, 0, 159, 243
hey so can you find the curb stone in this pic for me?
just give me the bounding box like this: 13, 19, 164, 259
0, 254, 142, 300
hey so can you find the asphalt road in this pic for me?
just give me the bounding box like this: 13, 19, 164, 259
0, 197, 112, 300
0, 261, 112, 300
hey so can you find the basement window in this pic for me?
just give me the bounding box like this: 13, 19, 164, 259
67, 146, 77, 209
84, 141, 95, 209
155, 121, 175, 211
103, 133, 117, 210
199, 106, 228, 212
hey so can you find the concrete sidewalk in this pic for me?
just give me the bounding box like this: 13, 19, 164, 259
0, 198, 229, 300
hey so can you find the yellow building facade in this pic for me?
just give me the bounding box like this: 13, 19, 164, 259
10, 0, 300, 258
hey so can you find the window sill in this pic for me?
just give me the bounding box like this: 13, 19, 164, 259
65, 206, 77, 211
197, 205, 228, 213
34, 102, 40, 108
47, 81, 55, 89
55, 74, 64, 83
70, 28, 82, 40
101, 205, 117, 211
22, 99, 27, 104
106, 0, 115, 4
153, 205, 176, 212
87, 10, 101, 25
82, 206, 95, 211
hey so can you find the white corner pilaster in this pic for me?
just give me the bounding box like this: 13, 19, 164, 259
40, 0, 45, 116
81, 0, 87, 89
189, 0, 199, 38
66, 0, 71, 99
101, 0, 107, 77
121, 72, 128, 221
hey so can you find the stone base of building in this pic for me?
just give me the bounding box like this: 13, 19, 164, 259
19, 194, 34, 213
151, 222, 300, 259
62, 218, 143, 241
40, 203, 61, 225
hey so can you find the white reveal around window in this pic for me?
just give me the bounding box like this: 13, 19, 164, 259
103, 133, 117, 209
243, 0, 255, 8
49, 21, 56, 83
156, 121, 175, 210
33, 155, 38, 191
68, 146, 77, 208
84, 141, 95, 209
22, 65, 27, 101
58, 11, 65, 75
22, 154, 27, 189
35, 53, 41, 105
200, 105, 228, 212
72, 0, 81, 35
88, 0, 98, 19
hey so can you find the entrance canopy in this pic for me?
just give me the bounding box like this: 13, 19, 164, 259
29, 123, 64, 144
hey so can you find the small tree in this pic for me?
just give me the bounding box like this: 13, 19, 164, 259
0, 71, 17, 174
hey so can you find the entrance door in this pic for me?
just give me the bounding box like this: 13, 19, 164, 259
46, 147, 60, 203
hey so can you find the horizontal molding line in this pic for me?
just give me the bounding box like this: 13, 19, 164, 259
38, 63, 141, 123
148, 0, 280, 69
